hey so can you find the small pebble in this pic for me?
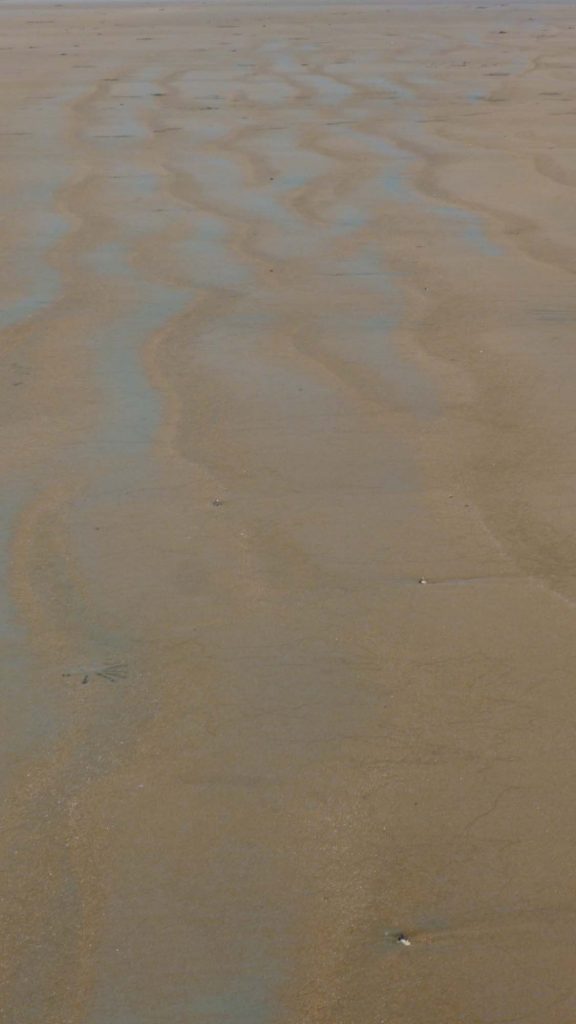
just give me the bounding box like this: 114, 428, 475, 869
212, 498, 224, 507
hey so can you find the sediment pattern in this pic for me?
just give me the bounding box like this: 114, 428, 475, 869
2, 4, 576, 1022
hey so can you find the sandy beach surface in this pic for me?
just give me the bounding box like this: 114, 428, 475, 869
2, 1, 576, 1020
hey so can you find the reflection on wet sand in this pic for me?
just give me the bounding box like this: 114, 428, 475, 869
2, 2, 576, 1021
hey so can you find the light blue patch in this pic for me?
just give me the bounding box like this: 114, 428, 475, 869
341, 251, 386, 276
82, 241, 130, 277
333, 251, 396, 294
85, 82, 153, 143
0, 91, 91, 759
126, 171, 158, 198
438, 204, 502, 257
183, 154, 311, 241
0, 467, 68, 767
333, 126, 403, 159
0, 210, 68, 329
380, 168, 413, 202
85, 107, 149, 143
87, 284, 189, 457
362, 312, 399, 333
361, 75, 412, 99
271, 53, 300, 73
178, 236, 249, 289
272, 173, 312, 192
340, 125, 500, 257
0, 273, 61, 330
330, 205, 368, 237
409, 73, 437, 88
188, 971, 281, 1024
302, 73, 352, 104
253, 79, 296, 105
195, 216, 228, 243
0, 489, 31, 645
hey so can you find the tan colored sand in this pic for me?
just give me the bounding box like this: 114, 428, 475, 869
2, 2, 576, 1020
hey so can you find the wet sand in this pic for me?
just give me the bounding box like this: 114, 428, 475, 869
2, 2, 576, 1020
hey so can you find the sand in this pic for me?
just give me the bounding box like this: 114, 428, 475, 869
1, 1, 576, 1020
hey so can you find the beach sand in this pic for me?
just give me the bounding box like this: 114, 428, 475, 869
2, 2, 576, 1020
